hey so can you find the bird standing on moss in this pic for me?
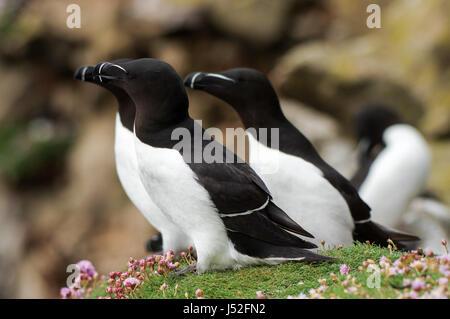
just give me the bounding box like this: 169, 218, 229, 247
185, 68, 420, 249
90, 58, 331, 273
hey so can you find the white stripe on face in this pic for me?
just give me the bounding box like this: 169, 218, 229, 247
106, 63, 127, 73
190, 72, 236, 89
96, 62, 126, 82
204, 73, 236, 83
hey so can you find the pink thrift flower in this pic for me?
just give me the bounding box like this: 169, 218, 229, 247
318, 285, 327, 293
409, 291, 419, 299
424, 248, 434, 257
411, 278, 425, 292
410, 260, 427, 272
195, 289, 204, 298
123, 277, 140, 289
440, 254, 449, 264
437, 277, 448, 286
60, 287, 71, 299
439, 264, 450, 277
340, 264, 350, 275
347, 287, 357, 294
72, 287, 85, 299
160, 283, 168, 291
76, 260, 96, 277
388, 268, 398, 276
379, 256, 390, 267
166, 262, 176, 270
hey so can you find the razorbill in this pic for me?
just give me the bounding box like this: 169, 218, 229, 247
91, 58, 332, 273
350, 104, 432, 228
74, 60, 191, 253
184, 68, 420, 249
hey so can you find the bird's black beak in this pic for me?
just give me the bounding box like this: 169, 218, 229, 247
74, 65, 94, 82
184, 72, 236, 90
92, 61, 128, 83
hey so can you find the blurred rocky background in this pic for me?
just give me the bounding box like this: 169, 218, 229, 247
0, 0, 448, 298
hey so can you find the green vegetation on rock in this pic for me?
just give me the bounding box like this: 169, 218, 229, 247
87, 243, 449, 299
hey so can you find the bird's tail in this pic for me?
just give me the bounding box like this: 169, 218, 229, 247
353, 220, 420, 249
227, 231, 334, 263
264, 201, 315, 238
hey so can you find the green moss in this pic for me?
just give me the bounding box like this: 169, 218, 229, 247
92, 243, 429, 299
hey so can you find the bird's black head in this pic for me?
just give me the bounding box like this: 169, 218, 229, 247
91, 58, 189, 132
74, 59, 135, 131
353, 104, 402, 155
184, 68, 283, 128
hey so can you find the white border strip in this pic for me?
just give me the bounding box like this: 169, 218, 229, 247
220, 197, 270, 218
354, 218, 371, 224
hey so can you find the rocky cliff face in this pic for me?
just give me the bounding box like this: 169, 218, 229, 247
0, 0, 448, 298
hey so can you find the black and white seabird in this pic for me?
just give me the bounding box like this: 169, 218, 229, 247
350, 104, 432, 228
184, 68, 420, 248
91, 58, 332, 273
74, 60, 191, 253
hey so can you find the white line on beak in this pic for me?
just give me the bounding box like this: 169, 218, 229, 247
98, 62, 107, 83
190, 72, 202, 89
81, 66, 87, 82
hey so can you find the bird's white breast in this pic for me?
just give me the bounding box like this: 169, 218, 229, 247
247, 134, 354, 248
133, 135, 240, 271
359, 124, 432, 228
114, 114, 189, 252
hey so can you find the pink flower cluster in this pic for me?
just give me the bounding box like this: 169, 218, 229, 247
395, 250, 449, 299
288, 246, 450, 299
60, 249, 188, 299
60, 260, 104, 299
103, 250, 180, 299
